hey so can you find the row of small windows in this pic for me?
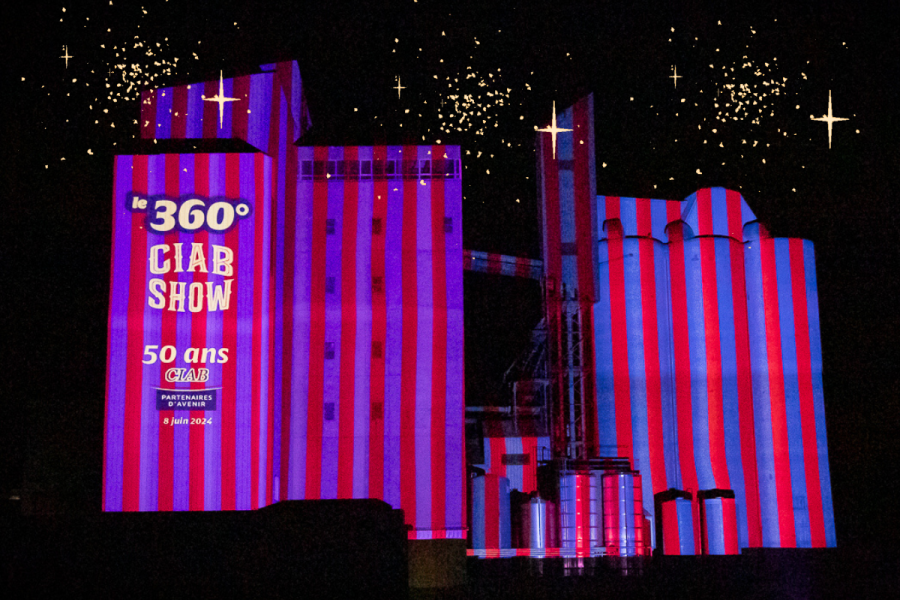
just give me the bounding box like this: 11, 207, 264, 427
325, 217, 453, 234
300, 159, 461, 180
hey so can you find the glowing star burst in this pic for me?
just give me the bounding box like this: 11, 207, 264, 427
394, 76, 406, 99
202, 70, 240, 128
811, 90, 849, 149
536, 101, 572, 159
61, 45, 72, 68
670, 65, 682, 88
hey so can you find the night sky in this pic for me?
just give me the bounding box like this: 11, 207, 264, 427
2, 0, 897, 549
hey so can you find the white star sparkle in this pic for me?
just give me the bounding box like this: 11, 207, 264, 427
670, 65, 682, 88
61, 45, 72, 68
536, 101, 572, 159
202, 70, 240, 129
394, 76, 406, 99
811, 90, 849, 149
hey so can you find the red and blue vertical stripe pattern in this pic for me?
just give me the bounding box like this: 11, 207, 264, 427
594, 188, 835, 549
462, 250, 543, 280
559, 472, 599, 556
471, 475, 512, 554
700, 495, 740, 555
659, 496, 695, 555
600, 471, 646, 556
473, 435, 551, 495
281, 145, 465, 541
140, 61, 311, 157
744, 223, 836, 548
131, 62, 311, 505
537, 95, 600, 458
104, 153, 273, 512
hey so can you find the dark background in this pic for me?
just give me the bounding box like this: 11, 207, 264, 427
2, 0, 897, 554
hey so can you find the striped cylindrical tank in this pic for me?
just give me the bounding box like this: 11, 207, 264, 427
662, 189, 757, 550
631, 472, 647, 555
744, 222, 836, 548
698, 490, 739, 555
559, 472, 599, 555
470, 474, 511, 551
655, 490, 695, 555
601, 471, 645, 556
593, 188, 836, 550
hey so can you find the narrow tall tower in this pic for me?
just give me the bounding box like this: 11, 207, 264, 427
536, 95, 599, 460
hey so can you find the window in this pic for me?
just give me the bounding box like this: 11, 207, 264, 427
443, 217, 453, 233
372, 276, 383, 294
325, 342, 335, 360
501, 453, 530, 466
372, 218, 382, 235
371, 402, 383, 421
326, 218, 336, 235
372, 341, 383, 359
402, 159, 418, 177
325, 277, 335, 294
324, 403, 335, 421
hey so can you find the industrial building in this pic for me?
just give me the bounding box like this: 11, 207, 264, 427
103, 60, 835, 559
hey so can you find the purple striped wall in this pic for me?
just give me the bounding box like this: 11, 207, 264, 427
281, 146, 465, 540
104, 153, 273, 512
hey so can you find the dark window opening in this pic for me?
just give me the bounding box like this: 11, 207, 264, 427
501, 453, 530, 466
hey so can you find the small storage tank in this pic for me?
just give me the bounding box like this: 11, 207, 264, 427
654, 489, 696, 555
471, 474, 512, 551
698, 489, 739, 555
601, 471, 646, 556
559, 472, 599, 555
518, 496, 557, 550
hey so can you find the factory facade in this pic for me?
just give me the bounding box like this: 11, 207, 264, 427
103, 62, 835, 554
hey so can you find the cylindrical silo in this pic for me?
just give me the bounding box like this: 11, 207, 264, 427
602, 471, 645, 556
559, 471, 599, 555
470, 474, 511, 551
698, 489, 739, 555
518, 497, 553, 551
654, 489, 696, 555
744, 222, 836, 549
